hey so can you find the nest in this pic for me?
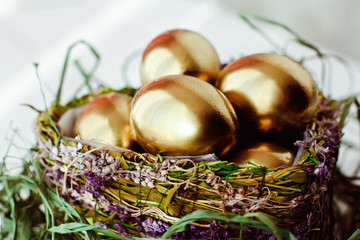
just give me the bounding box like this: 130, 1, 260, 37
35, 86, 345, 239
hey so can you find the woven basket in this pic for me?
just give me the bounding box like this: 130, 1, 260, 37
35, 85, 344, 239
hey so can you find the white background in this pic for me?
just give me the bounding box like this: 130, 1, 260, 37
1, 0, 359, 175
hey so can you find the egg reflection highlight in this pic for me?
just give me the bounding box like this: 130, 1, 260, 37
130, 75, 239, 156
140, 29, 221, 85
230, 142, 295, 168
216, 53, 318, 136
74, 93, 137, 149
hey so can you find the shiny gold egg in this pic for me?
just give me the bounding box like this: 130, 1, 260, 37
230, 142, 295, 168
74, 93, 137, 149
216, 53, 318, 136
140, 29, 221, 86
130, 75, 239, 156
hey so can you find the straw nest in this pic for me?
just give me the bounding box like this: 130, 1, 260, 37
35, 86, 345, 239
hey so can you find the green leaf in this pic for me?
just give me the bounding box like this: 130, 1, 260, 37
155, 154, 164, 163
3, 178, 18, 238
209, 163, 239, 172
2, 216, 13, 233
348, 229, 360, 240
245, 212, 282, 240
161, 210, 296, 239
17, 209, 33, 240
163, 185, 179, 210
49, 222, 153, 240
50, 222, 96, 234
47, 188, 81, 221
168, 171, 187, 178
120, 156, 130, 170
287, 171, 307, 183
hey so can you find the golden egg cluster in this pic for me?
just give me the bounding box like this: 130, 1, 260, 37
74, 29, 319, 168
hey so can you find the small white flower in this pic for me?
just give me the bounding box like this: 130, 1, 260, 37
82, 192, 96, 207
102, 166, 111, 175
148, 181, 155, 188
155, 163, 161, 170
70, 190, 80, 198
107, 156, 115, 164
51, 147, 59, 158
234, 194, 243, 200
162, 160, 170, 169
160, 170, 167, 177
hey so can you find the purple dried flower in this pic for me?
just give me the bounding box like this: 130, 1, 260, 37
133, 216, 144, 223
209, 220, 229, 239
136, 223, 144, 233
141, 218, 170, 237
109, 205, 131, 222
82, 171, 107, 198
242, 228, 274, 240
314, 162, 331, 180
170, 231, 187, 239
114, 223, 127, 235
54, 169, 63, 180
95, 222, 108, 229
167, 221, 241, 240
297, 222, 308, 233
71, 183, 83, 193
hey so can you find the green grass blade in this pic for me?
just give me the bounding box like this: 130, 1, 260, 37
49, 222, 153, 240
55, 40, 100, 104
340, 97, 357, 126
244, 212, 285, 240
348, 229, 360, 240
1, 216, 13, 234
161, 210, 295, 239
239, 13, 324, 58
238, 13, 282, 52
34, 63, 61, 147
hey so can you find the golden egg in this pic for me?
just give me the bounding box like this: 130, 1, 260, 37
230, 142, 295, 168
216, 53, 318, 137
140, 29, 221, 86
130, 75, 239, 156
74, 93, 137, 149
